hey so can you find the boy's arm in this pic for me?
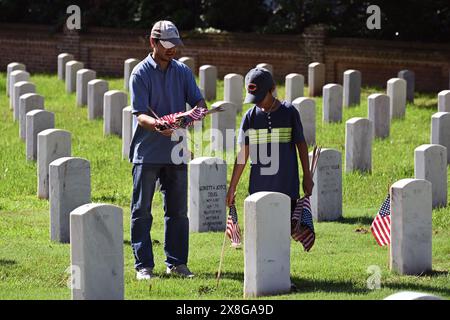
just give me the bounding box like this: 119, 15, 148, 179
296, 141, 314, 196
226, 145, 249, 207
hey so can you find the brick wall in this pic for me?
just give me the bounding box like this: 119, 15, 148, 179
1, 23, 449, 93
325, 38, 450, 92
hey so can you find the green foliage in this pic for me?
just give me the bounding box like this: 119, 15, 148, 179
0, 72, 449, 299
0, 0, 449, 40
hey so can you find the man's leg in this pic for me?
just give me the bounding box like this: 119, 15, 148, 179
130, 164, 159, 270
159, 164, 189, 268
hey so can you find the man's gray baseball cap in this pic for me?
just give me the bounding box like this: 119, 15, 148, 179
151, 20, 184, 49
244, 67, 275, 104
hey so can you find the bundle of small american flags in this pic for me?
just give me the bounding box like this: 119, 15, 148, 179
154, 106, 209, 130
291, 146, 321, 252
147, 105, 227, 131
226, 205, 242, 247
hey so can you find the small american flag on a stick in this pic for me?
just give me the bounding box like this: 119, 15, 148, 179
226, 205, 241, 247
291, 145, 321, 252
370, 195, 391, 246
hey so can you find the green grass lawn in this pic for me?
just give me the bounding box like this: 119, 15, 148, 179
0, 72, 449, 300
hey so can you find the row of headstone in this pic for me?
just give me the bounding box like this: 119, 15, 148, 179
8, 59, 121, 301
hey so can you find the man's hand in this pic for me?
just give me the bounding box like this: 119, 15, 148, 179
157, 128, 174, 137
226, 185, 236, 207
302, 174, 314, 197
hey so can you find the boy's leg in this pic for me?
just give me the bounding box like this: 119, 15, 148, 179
159, 164, 189, 268
130, 164, 159, 270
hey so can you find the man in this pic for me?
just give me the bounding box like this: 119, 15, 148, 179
226, 67, 313, 213
129, 20, 207, 280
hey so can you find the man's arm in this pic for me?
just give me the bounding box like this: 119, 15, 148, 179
136, 113, 173, 137
226, 145, 249, 207
193, 99, 207, 109
296, 141, 314, 196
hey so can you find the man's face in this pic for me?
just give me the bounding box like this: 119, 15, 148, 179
151, 38, 177, 62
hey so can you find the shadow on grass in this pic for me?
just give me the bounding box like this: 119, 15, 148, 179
336, 216, 374, 225
383, 279, 450, 297
0, 259, 17, 266
205, 273, 369, 295
290, 277, 370, 294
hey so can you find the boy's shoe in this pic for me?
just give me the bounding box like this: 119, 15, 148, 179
136, 267, 155, 280
166, 264, 195, 278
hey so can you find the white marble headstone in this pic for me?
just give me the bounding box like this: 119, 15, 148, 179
103, 90, 128, 136
9, 70, 29, 109
49, 157, 91, 243
323, 83, 343, 123
179, 57, 195, 73
87, 79, 108, 120
6, 62, 26, 97
58, 53, 74, 81
65, 61, 84, 93
387, 78, 406, 119
199, 65, 217, 101
124, 58, 140, 91
244, 192, 291, 297
398, 70, 415, 103
70, 203, 124, 300
224, 73, 244, 113
292, 97, 315, 146
343, 69, 361, 107
310, 148, 342, 221
189, 157, 227, 232
438, 90, 450, 113
13, 81, 35, 122
211, 101, 237, 151
368, 93, 390, 139
414, 144, 447, 208
76, 69, 96, 107
308, 62, 325, 97
285, 73, 304, 103
390, 179, 432, 275
431, 112, 450, 163
122, 106, 133, 159
37, 129, 71, 199
26, 110, 54, 161
345, 117, 372, 172
19, 93, 44, 140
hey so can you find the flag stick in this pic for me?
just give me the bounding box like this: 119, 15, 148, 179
216, 228, 228, 288
387, 183, 391, 270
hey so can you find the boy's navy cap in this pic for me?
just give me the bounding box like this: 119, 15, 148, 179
244, 67, 274, 104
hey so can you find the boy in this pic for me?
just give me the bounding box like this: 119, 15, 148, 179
226, 67, 313, 215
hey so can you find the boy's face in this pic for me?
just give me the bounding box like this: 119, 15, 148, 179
256, 87, 276, 108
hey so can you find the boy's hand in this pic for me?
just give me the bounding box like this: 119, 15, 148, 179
302, 175, 314, 197
226, 185, 236, 207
